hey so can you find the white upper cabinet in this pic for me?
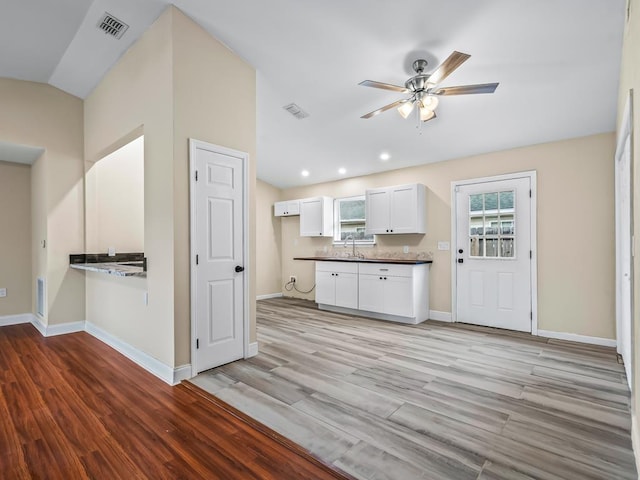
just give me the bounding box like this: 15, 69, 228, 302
274, 200, 300, 216
365, 183, 426, 234
300, 196, 334, 237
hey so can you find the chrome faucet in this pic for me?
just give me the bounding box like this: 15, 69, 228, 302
344, 235, 364, 258
344, 235, 356, 257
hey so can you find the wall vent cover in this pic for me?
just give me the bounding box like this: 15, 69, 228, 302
283, 103, 309, 120
97, 12, 129, 39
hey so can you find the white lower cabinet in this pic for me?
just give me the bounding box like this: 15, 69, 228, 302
315, 262, 358, 309
315, 261, 430, 324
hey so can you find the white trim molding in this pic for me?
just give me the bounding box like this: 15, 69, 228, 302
537, 329, 617, 348
257, 293, 283, 300
85, 321, 186, 385
173, 365, 193, 385
43, 321, 85, 337
31, 314, 47, 336
429, 310, 452, 322
247, 341, 258, 358
0, 313, 32, 327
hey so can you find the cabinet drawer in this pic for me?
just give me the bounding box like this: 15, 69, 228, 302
358, 263, 413, 277
315, 261, 359, 274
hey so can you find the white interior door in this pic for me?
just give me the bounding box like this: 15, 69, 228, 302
616, 132, 633, 389
455, 177, 532, 332
191, 140, 246, 373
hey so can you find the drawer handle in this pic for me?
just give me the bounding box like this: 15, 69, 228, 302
379, 268, 389, 271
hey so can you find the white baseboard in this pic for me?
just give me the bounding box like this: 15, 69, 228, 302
85, 321, 178, 385
429, 310, 452, 322
537, 329, 617, 347
0, 313, 32, 327
44, 321, 85, 337
173, 364, 193, 385
256, 293, 283, 300
247, 341, 258, 357
31, 314, 47, 336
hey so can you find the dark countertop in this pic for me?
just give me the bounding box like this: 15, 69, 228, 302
294, 256, 432, 265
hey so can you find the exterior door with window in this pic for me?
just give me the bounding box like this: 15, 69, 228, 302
455, 177, 532, 332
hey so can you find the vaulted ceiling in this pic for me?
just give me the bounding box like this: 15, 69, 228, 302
0, 0, 626, 187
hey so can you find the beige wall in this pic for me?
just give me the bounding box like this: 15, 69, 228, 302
172, 7, 257, 358
0, 161, 31, 316
280, 133, 615, 340
0, 78, 84, 325
86, 135, 144, 253
84, 8, 174, 366
256, 180, 282, 296
616, 0, 640, 469
84, 6, 257, 368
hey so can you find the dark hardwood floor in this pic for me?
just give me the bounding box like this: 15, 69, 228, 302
0, 323, 351, 479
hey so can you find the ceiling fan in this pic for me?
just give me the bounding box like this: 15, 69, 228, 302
359, 51, 499, 123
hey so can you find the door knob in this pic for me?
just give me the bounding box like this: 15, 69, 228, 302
458, 249, 463, 254
235, 265, 245, 272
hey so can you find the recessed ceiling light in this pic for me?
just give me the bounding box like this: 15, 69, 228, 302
338, 167, 346, 175
380, 152, 390, 161
301, 170, 310, 177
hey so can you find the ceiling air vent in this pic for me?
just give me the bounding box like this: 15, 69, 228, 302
283, 103, 309, 120
97, 12, 129, 39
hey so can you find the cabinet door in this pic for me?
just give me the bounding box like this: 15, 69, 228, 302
384, 275, 413, 317
286, 200, 300, 215
274, 201, 287, 216
390, 184, 426, 234
365, 189, 390, 234
358, 274, 385, 313
300, 198, 324, 236
334, 272, 358, 309
315, 270, 336, 305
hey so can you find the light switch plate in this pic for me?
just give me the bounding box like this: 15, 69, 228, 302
403, 246, 409, 254
0, 288, 6, 298
437, 241, 450, 251
108, 247, 116, 256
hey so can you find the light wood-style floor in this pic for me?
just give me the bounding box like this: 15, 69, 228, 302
191, 297, 637, 480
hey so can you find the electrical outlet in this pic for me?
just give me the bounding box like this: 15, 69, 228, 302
289, 276, 297, 284
403, 245, 409, 254
0, 288, 6, 297
108, 247, 116, 256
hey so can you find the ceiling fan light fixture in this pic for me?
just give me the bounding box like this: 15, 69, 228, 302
421, 95, 439, 111
397, 101, 415, 119
420, 107, 436, 122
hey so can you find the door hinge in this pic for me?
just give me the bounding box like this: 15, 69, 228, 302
195, 170, 198, 181
530, 311, 532, 320
196, 338, 199, 349
530, 250, 532, 259
529, 189, 532, 198
196, 254, 199, 265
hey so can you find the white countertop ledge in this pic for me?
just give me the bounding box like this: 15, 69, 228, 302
70, 262, 147, 277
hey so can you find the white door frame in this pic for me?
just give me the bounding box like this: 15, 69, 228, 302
451, 171, 538, 333
615, 90, 634, 389
189, 139, 250, 377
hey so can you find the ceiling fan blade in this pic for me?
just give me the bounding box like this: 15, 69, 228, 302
361, 99, 408, 119
428, 51, 471, 85
432, 83, 499, 96
359, 80, 409, 93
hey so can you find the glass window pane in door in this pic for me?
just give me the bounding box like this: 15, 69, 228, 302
500, 238, 514, 258
486, 239, 498, 257
485, 193, 498, 212
499, 191, 514, 211
470, 194, 483, 212
499, 214, 514, 234
470, 237, 483, 257
484, 215, 499, 235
